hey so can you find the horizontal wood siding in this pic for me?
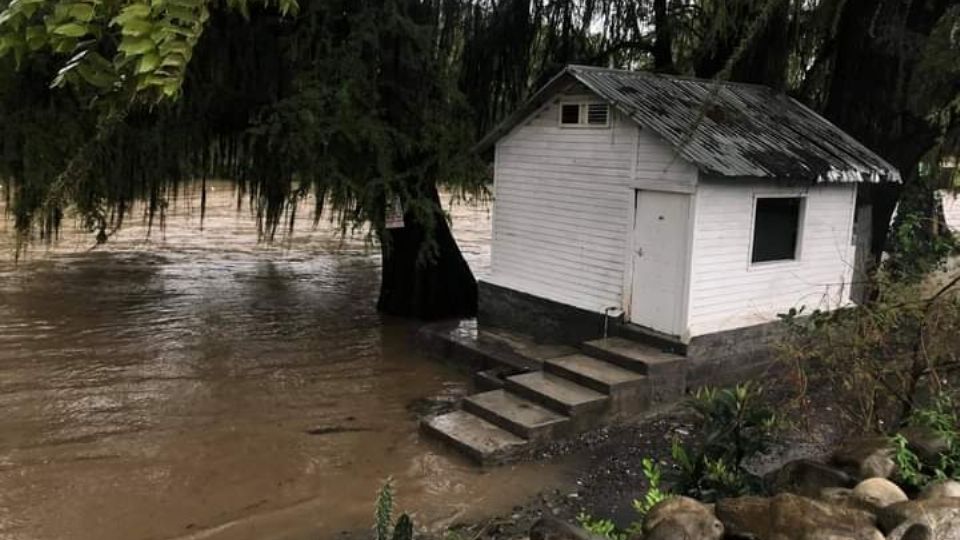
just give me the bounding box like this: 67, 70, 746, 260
488, 89, 695, 314
687, 180, 858, 336
942, 191, 960, 232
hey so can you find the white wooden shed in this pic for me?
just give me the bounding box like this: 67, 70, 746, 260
477, 65, 900, 350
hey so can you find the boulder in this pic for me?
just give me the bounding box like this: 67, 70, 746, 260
716, 493, 882, 540
818, 487, 885, 515
852, 478, 908, 508
920, 480, 960, 500
885, 515, 960, 540
643, 520, 708, 540
877, 499, 960, 534
819, 487, 855, 505
899, 427, 951, 465
766, 459, 856, 497
642, 497, 723, 540
887, 522, 934, 540
832, 437, 897, 479
529, 517, 606, 540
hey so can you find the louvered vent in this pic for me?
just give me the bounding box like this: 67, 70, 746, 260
587, 103, 609, 125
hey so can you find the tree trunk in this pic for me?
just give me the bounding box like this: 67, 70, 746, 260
821, 0, 950, 263
652, 0, 675, 73
377, 185, 478, 320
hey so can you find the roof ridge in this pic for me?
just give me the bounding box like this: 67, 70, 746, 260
566, 64, 776, 92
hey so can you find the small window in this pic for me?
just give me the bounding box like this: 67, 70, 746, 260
559, 102, 610, 127
560, 104, 581, 125
751, 197, 804, 264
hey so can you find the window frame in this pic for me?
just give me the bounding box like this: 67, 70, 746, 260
747, 193, 807, 269
557, 101, 611, 129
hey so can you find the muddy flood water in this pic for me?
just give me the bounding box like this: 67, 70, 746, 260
0, 184, 573, 540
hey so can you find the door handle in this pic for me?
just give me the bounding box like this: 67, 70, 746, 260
636, 247, 644, 257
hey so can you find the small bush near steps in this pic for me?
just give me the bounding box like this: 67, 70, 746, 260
577, 383, 782, 539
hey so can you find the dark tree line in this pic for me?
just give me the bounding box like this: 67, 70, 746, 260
0, 0, 957, 317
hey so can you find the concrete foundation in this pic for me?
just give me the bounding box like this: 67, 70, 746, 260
477, 280, 785, 390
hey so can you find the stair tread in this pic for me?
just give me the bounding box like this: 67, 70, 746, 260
584, 337, 684, 366
547, 354, 647, 386
507, 371, 608, 408
423, 411, 527, 458
465, 390, 568, 429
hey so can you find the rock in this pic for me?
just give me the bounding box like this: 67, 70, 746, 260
920, 480, 960, 500
642, 497, 723, 540
900, 427, 951, 465
877, 499, 960, 534
643, 521, 697, 540
860, 453, 897, 480
819, 487, 855, 504
819, 487, 885, 515
766, 459, 856, 497
852, 478, 908, 508
529, 517, 606, 540
885, 515, 960, 540
715, 495, 768, 538
833, 437, 897, 479
716, 493, 881, 540
887, 522, 934, 540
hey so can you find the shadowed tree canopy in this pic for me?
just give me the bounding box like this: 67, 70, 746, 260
1, 0, 958, 318
0, 0, 486, 319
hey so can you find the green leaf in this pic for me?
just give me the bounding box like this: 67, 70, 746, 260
111, 3, 152, 26
76, 62, 116, 88
53, 22, 90, 37
118, 35, 155, 55
67, 3, 96, 23
25, 25, 47, 50
120, 18, 153, 36
159, 52, 185, 68
136, 51, 160, 73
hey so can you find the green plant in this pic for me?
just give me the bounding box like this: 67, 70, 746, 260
666, 383, 780, 500
632, 458, 671, 518
891, 433, 927, 489
374, 478, 415, 540
892, 394, 960, 489
576, 513, 626, 540
689, 383, 782, 465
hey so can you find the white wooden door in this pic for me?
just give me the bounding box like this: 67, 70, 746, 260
628, 190, 690, 335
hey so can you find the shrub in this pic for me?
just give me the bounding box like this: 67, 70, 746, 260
780, 272, 960, 431
669, 383, 781, 501
892, 394, 960, 489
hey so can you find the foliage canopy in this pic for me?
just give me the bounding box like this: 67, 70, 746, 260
0, 0, 958, 314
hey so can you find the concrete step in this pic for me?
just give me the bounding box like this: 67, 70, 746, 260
505, 371, 609, 416
582, 337, 685, 377
421, 410, 527, 465
544, 354, 648, 395
610, 322, 687, 355
463, 390, 570, 441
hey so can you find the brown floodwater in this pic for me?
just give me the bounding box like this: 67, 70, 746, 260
0, 184, 572, 540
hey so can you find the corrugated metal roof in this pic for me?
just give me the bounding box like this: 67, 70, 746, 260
483, 65, 900, 183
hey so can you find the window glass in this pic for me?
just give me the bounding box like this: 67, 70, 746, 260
752, 197, 803, 263
560, 104, 581, 125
